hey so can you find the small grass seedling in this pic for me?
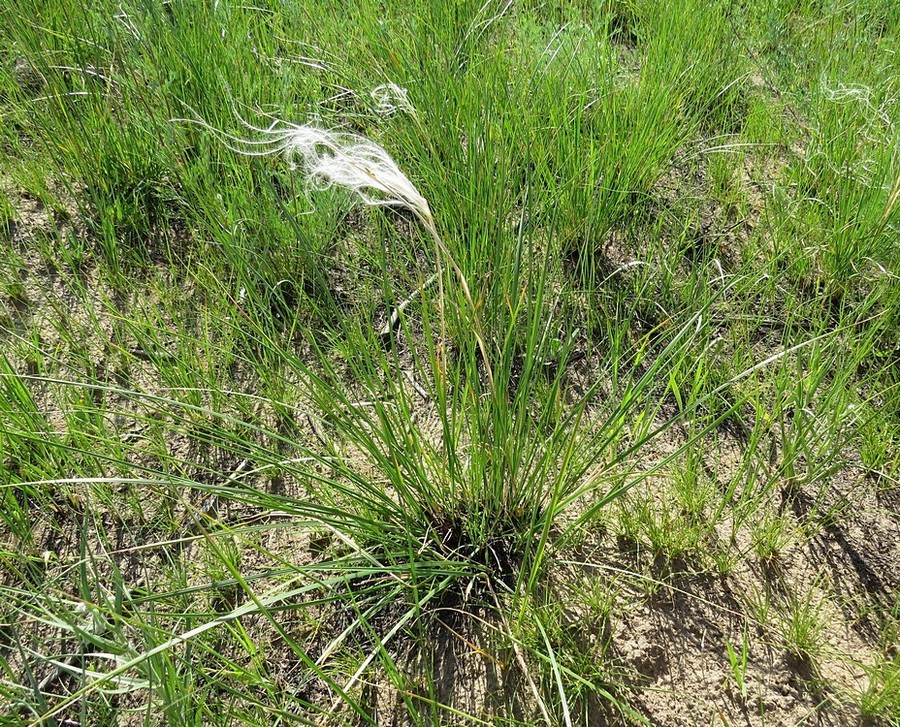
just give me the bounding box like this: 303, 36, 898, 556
724, 620, 750, 701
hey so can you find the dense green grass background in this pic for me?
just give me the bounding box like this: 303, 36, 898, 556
0, 0, 898, 724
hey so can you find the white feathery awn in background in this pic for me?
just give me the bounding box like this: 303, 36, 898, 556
370, 83, 418, 118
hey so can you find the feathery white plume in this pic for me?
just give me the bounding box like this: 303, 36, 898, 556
279, 125, 432, 220
370, 83, 418, 118
177, 112, 432, 223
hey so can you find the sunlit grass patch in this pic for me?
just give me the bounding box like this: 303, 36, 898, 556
1, 0, 898, 724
